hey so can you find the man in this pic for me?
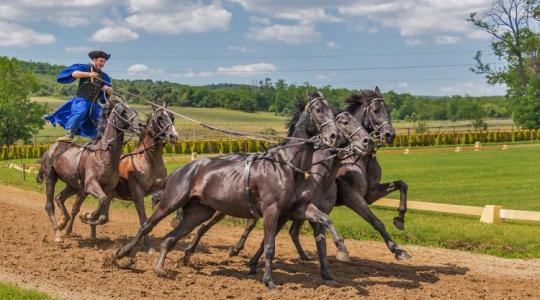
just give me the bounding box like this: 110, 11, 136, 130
44, 50, 113, 142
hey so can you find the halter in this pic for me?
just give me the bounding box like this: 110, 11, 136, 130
305, 96, 334, 131
361, 97, 391, 145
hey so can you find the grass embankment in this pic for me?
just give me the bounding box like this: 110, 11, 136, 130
0, 282, 54, 300
2, 146, 539, 258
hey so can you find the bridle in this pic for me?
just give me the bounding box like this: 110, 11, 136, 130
361, 97, 391, 145
305, 96, 334, 132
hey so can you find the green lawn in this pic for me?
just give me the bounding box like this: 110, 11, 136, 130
0, 282, 54, 300
2, 146, 539, 258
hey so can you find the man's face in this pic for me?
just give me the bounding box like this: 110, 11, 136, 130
93, 57, 106, 70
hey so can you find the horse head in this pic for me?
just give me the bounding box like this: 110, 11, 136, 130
149, 102, 179, 144
346, 87, 395, 145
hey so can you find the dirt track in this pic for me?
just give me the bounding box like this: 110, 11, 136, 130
0, 185, 539, 299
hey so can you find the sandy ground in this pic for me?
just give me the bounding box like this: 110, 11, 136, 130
0, 185, 539, 299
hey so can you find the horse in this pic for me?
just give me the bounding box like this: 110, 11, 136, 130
36, 98, 144, 242
115, 91, 341, 289
188, 88, 410, 262
180, 110, 375, 284
112, 102, 178, 250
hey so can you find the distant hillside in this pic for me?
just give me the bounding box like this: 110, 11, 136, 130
15, 57, 510, 120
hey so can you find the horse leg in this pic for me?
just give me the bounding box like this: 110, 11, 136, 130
44, 175, 61, 242
154, 203, 215, 276
230, 218, 258, 257
130, 184, 153, 252
366, 180, 408, 230
304, 203, 350, 262
61, 192, 86, 237
289, 220, 314, 261
343, 188, 411, 260
116, 194, 186, 259
309, 221, 335, 283
181, 211, 225, 266
80, 180, 109, 225
248, 217, 288, 275
54, 186, 77, 231
260, 204, 280, 290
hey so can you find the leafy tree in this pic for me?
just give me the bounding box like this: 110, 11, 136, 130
0, 57, 47, 145
469, 0, 540, 128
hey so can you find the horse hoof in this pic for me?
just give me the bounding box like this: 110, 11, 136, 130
229, 248, 240, 257
393, 217, 405, 231
53, 233, 63, 243
181, 256, 191, 266
248, 267, 257, 275
154, 267, 168, 278
299, 253, 314, 261
323, 279, 338, 286
147, 248, 157, 255
395, 250, 412, 261
57, 221, 67, 231
265, 281, 278, 291
336, 250, 351, 262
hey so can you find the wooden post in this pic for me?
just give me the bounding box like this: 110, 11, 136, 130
403, 148, 410, 155
480, 205, 502, 224
502, 144, 508, 150
474, 141, 481, 151
455, 147, 461, 152
191, 152, 198, 161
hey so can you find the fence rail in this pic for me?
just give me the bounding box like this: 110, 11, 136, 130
374, 198, 540, 223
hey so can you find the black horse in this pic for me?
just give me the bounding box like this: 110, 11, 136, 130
115, 91, 344, 289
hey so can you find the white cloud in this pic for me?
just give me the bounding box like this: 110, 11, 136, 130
127, 64, 164, 77
405, 38, 426, 46
228, 45, 255, 53
216, 63, 277, 76
65, 46, 93, 52
440, 81, 506, 96
53, 16, 90, 27
326, 40, 339, 48
247, 24, 319, 44
398, 82, 409, 88
0, 21, 56, 47
91, 26, 139, 42
126, 3, 231, 34
338, 0, 491, 39
0, 0, 109, 24
435, 35, 460, 44
183, 69, 214, 78
249, 16, 271, 25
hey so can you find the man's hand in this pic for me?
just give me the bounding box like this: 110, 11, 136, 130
88, 72, 99, 78
102, 85, 113, 94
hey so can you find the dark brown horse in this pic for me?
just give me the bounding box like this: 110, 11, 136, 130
180, 110, 375, 283
113, 103, 178, 250
115, 91, 342, 289
37, 99, 144, 241
229, 88, 411, 261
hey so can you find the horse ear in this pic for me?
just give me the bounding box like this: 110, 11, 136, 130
151, 102, 158, 111
359, 89, 366, 99
316, 90, 324, 98
375, 86, 381, 95
162, 101, 168, 108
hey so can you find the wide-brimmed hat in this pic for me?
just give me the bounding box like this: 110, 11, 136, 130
88, 50, 111, 60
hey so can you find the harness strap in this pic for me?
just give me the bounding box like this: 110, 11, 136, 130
243, 154, 261, 218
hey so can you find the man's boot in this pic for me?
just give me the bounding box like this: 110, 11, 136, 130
57, 131, 75, 142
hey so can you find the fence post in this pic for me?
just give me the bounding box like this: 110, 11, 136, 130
480, 205, 502, 224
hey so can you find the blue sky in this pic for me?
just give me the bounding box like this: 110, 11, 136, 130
0, 0, 507, 96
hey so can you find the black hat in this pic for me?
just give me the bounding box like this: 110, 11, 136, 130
88, 50, 111, 60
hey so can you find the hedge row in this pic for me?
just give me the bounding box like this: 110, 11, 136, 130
2, 129, 539, 160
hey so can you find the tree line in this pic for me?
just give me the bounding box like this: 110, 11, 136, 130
20, 58, 510, 122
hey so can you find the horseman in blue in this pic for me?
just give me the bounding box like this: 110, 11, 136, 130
44, 50, 113, 142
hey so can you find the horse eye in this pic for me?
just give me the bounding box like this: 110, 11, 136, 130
316, 108, 321, 113
158, 116, 163, 120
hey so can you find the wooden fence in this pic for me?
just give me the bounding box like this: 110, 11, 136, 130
374, 198, 540, 223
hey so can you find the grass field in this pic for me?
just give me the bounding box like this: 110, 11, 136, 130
0, 282, 54, 300
32, 96, 515, 139
2, 145, 539, 258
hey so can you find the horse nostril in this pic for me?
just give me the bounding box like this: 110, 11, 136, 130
363, 137, 370, 145
330, 133, 336, 141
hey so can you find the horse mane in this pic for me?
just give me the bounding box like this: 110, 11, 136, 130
94, 101, 116, 140
286, 99, 307, 137
345, 91, 366, 114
